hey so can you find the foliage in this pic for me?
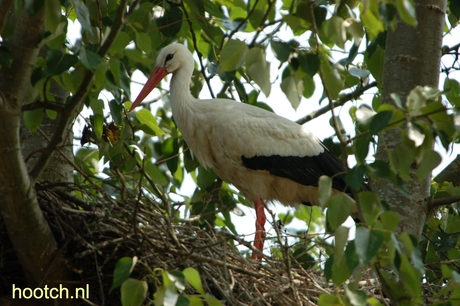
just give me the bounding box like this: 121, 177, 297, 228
110, 256, 221, 306
2, 0, 460, 304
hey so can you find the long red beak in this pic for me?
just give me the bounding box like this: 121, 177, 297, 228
129, 66, 169, 112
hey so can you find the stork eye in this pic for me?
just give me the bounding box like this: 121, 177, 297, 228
165, 53, 174, 64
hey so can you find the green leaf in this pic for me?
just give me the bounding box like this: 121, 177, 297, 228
184, 145, 200, 172
396, 0, 417, 27
109, 99, 123, 126
355, 105, 375, 130
388, 144, 415, 181
79, 47, 102, 70
354, 134, 372, 163
280, 75, 302, 109
75, 147, 99, 174
354, 227, 385, 264
162, 137, 179, 174
326, 194, 355, 231
46, 50, 78, 76
157, 7, 183, 37
432, 232, 460, 253
46, 109, 57, 120
197, 166, 217, 189
359, 191, 381, 225
135, 32, 152, 53
331, 255, 353, 286
318, 293, 341, 306
270, 39, 293, 62
90, 98, 104, 116
444, 78, 460, 107
72, 0, 92, 32
345, 286, 367, 306
399, 255, 422, 298
298, 52, 320, 78
218, 39, 248, 72
416, 150, 441, 181
319, 52, 342, 100
406, 86, 440, 117
318, 175, 332, 208
23, 108, 44, 132
92, 114, 104, 138
188, 296, 205, 306
166, 270, 187, 292
450, 0, 460, 19
360, 2, 385, 40
365, 44, 384, 84
144, 164, 169, 186
135, 109, 165, 136
344, 164, 366, 189
204, 294, 222, 306
110, 256, 137, 293
159, 284, 178, 306
379, 2, 397, 26
302, 74, 315, 98
380, 211, 400, 231
183, 267, 205, 295
334, 226, 349, 264
323, 16, 346, 49
282, 14, 311, 35
45, 0, 62, 33
245, 47, 271, 96
109, 31, 131, 53
369, 111, 393, 135
344, 241, 360, 273
120, 278, 148, 306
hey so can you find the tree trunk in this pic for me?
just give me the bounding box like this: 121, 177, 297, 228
20, 48, 74, 184
0, 6, 72, 292
373, 0, 446, 238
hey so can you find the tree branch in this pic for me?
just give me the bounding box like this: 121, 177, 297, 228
296, 81, 378, 125
180, 2, 215, 98
29, 0, 128, 182
221, 0, 261, 50
430, 195, 460, 209
21, 100, 65, 112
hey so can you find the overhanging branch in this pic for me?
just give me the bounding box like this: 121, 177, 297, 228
430, 195, 460, 209
296, 81, 378, 125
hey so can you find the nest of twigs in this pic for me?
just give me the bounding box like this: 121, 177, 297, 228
0, 183, 387, 305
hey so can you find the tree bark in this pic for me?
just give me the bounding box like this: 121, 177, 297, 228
21, 47, 74, 183
434, 155, 460, 186
0, 6, 71, 290
372, 1, 446, 239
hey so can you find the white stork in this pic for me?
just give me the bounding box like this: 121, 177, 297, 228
129, 44, 355, 260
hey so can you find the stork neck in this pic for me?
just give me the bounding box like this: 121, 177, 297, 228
169, 67, 195, 110
168, 66, 196, 133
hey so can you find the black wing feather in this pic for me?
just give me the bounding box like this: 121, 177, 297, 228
241, 145, 351, 195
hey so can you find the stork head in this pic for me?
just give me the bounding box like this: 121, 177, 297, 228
129, 44, 193, 111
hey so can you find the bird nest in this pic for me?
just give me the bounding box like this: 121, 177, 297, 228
0, 183, 387, 305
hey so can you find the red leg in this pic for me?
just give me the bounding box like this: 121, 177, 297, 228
251, 198, 266, 260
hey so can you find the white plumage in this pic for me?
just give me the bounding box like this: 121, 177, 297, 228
130, 44, 352, 260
